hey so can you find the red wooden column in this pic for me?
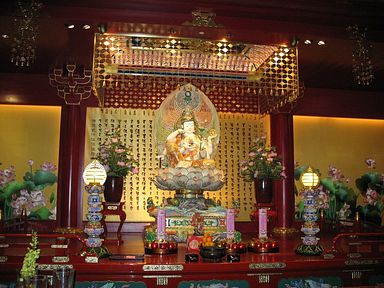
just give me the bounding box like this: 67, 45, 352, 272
56, 104, 87, 229
270, 112, 295, 232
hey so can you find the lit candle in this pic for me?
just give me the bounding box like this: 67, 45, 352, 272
258, 208, 267, 239
226, 209, 235, 240
157, 209, 166, 241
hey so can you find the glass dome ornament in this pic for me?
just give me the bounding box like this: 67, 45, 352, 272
83, 160, 107, 185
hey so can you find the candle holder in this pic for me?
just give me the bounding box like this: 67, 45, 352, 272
226, 241, 247, 254
144, 209, 178, 255
144, 239, 178, 255
248, 208, 279, 253
248, 237, 279, 253
84, 184, 110, 259
83, 160, 110, 260
295, 166, 323, 256
295, 188, 323, 256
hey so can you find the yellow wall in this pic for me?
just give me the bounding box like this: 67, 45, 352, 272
0, 105, 61, 204
293, 116, 384, 189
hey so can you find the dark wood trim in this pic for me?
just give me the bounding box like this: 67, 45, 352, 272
270, 113, 295, 229
293, 88, 384, 119
0, 73, 62, 106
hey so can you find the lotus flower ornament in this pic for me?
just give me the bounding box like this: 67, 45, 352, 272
154, 167, 225, 191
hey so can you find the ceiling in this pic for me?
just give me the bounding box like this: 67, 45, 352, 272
1, 0, 384, 92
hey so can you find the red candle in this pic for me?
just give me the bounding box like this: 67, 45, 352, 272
157, 209, 166, 241
226, 209, 235, 240
258, 208, 267, 239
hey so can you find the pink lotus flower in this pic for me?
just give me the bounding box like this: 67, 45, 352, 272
0, 166, 16, 186
131, 167, 139, 174
41, 162, 57, 172
364, 188, 379, 205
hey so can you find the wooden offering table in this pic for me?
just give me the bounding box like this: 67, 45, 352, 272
101, 202, 126, 245
0, 222, 384, 287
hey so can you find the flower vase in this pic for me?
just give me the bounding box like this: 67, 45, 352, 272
103, 176, 124, 203
255, 178, 273, 204
16, 275, 48, 288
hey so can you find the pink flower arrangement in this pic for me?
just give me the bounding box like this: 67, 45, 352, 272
98, 128, 139, 177
240, 136, 286, 182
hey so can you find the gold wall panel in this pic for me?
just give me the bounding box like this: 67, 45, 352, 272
84, 108, 269, 222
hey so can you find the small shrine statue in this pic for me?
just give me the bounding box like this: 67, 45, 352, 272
164, 108, 217, 169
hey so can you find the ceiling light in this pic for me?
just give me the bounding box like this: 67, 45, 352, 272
304, 39, 312, 45
65, 24, 75, 29
198, 31, 205, 35
82, 24, 91, 30
2, 34, 9, 39
317, 40, 326, 46
11, 0, 42, 66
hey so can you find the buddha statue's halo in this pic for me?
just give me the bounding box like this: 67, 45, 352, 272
155, 83, 220, 157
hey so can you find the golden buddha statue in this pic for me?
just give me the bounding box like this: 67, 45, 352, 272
164, 109, 217, 169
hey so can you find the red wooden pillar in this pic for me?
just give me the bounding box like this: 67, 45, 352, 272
270, 112, 295, 232
56, 104, 87, 228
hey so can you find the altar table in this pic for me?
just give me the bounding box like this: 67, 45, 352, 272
0, 222, 383, 287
